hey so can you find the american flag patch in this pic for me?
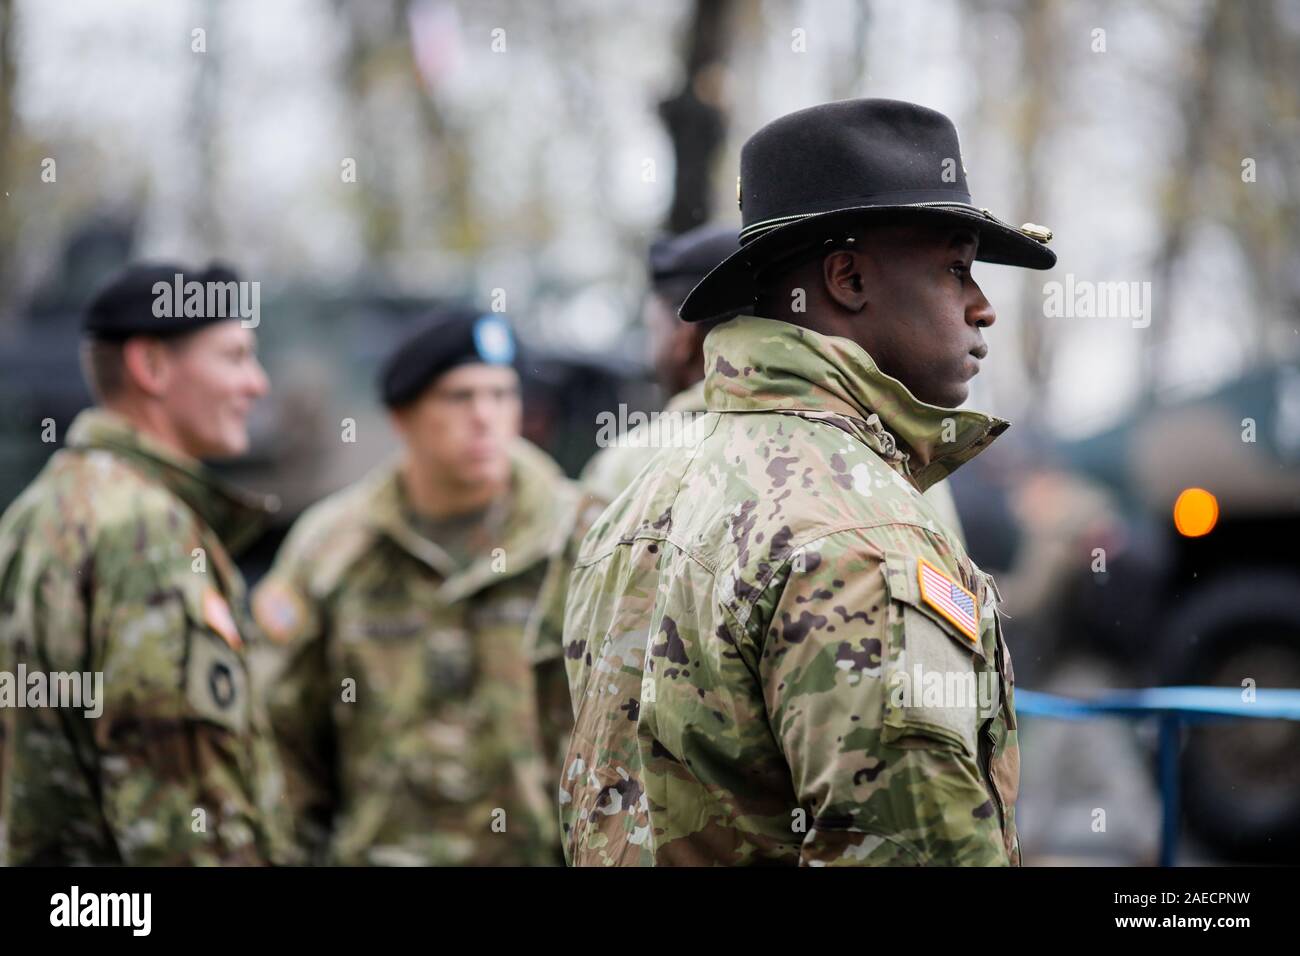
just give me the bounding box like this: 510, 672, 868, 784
917, 558, 979, 643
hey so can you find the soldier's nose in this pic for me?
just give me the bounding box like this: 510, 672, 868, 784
969, 290, 996, 329
249, 362, 271, 398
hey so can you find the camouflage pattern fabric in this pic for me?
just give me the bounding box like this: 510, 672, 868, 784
0, 409, 289, 865
254, 438, 577, 866
582, 379, 964, 545
530, 385, 966, 728
560, 315, 1020, 866
527, 381, 706, 709
580, 380, 709, 505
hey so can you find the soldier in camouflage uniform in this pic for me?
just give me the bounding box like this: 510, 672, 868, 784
0, 262, 289, 865
254, 308, 576, 865
560, 99, 1056, 865
534, 228, 970, 743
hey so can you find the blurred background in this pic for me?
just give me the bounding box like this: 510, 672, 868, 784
1, 0, 1298, 864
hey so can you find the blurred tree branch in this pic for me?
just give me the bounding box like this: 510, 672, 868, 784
1012, 0, 1059, 412
1146, 0, 1229, 400
188, 0, 221, 251
659, 0, 735, 234
1231, 0, 1300, 359
334, 0, 473, 275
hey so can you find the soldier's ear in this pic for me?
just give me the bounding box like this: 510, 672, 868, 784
822, 250, 869, 312
120, 336, 175, 399
387, 405, 412, 441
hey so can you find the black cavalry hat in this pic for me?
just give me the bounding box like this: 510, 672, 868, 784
679, 98, 1056, 322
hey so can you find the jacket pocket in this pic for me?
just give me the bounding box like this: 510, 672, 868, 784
879, 550, 989, 758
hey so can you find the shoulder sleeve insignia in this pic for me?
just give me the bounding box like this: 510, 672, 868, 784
202, 586, 244, 650
916, 557, 979, 643
252, 580, 307, 645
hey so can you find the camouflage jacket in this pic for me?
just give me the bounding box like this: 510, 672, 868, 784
581, 380, 709, 505
532, 383, 967, 704
253, 439, 577, 865
580, 378, 963, 545
0, 409, 288, 865
561, 316, 1020, 866
527, 382, 708, 704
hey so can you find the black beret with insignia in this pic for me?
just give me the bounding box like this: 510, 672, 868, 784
83, 261, 246, 340
379, 306, 519, 408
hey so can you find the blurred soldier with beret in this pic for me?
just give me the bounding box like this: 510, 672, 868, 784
253, 307, 577, 865
0, 261, 289, 864
578, 223, 740, 503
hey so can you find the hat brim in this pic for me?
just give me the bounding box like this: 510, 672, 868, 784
678, 204, 1056, 323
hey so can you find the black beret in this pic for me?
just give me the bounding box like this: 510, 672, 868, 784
379, 307, 519, 408
84, 261, 247, 340
648, 224, 739, 287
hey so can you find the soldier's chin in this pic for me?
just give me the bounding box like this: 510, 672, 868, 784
456, 456, 509, 488
198, 425, 250, 460
925, 378, 969, 409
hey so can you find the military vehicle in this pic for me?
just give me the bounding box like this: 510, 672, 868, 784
1058, 362, 1300, 860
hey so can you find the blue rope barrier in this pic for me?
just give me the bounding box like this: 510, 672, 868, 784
1013, 686, 1300, 866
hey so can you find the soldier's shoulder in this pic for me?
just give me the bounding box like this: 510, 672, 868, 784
253, 476, 378, 642
571, 407, 721, 564
510, 437, 580, 550
2, 446, 202, 551
577, 441, 660, 506
275, 475, 378, 576
511, 437, 575, 499
687, 409, 958, 581
746, 410, 943, 526
571, 445, 682, 565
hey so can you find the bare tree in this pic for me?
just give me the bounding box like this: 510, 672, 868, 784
187, 0, 222, 250
1145, 0, 1230, 399
659, 0, 735, 234
1011, 0, 1060, 412
1228, 0, 1300, 361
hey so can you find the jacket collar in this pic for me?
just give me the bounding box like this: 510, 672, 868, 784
65, 408, 274, 554
363, 438, 575, 603
702, 315, 1008, 491
664, 378, 708, 414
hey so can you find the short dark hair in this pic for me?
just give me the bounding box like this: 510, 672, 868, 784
79, 337, 127, 403
79, 333, 192, 404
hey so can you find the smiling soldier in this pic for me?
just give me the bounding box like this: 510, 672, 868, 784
560, 99, 1055, 866
0, 262, 287, 865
